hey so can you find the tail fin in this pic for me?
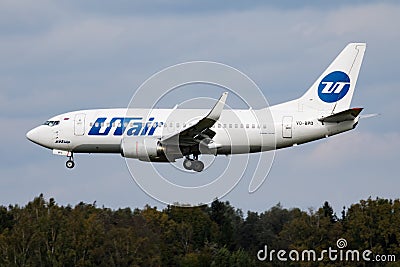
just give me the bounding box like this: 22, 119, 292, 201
298, 43, 366, 113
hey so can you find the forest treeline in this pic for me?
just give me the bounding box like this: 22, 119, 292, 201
0, 195, 399, 266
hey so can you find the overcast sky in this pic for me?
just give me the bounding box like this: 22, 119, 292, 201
1, 1, 399, 214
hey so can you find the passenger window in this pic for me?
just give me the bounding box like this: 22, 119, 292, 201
252, 124, 255, 128
235, 124, 238, 128
246, 124, 249, 128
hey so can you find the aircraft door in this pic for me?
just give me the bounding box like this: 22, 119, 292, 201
74, 113, 86, 136
282, 116, 293, 138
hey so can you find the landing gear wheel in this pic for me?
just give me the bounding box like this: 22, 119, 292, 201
183, 155, 204, 172
66, 160, 75, 169
183, 158, 193, 170
192, 160, 204, 172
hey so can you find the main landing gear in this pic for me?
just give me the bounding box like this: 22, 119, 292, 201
183, 155, 204, 172
66, 152, 75, 169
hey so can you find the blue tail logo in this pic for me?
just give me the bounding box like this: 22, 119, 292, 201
318, 71, 350, 103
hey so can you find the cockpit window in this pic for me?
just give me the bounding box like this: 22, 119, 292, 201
43, 120, 60, 127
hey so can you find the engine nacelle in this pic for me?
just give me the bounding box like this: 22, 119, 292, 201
121, 137, 166, 162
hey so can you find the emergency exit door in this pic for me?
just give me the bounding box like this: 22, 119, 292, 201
282, 116, 293, 138
74, 114, 86, 136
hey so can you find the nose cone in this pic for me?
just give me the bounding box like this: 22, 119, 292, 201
26, 126, 52, 148
26, 127, 40, 144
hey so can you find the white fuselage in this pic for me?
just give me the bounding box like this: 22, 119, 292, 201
26, 103, 357, 158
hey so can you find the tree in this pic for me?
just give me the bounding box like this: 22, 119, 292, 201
210, 199, 242, 249
0, 194, 399, 266
344, 197, 400, 256
322, 201, 337, 223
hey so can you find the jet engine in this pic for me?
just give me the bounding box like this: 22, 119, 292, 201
121, 137, 167, 162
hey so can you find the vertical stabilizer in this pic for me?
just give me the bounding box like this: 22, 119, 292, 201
298, 43, 366, 113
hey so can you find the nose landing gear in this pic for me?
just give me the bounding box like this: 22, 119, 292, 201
66, 152, 75, 169
183, 155, 204, 172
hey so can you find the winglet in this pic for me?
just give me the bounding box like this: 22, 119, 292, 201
206, 92, 228, 121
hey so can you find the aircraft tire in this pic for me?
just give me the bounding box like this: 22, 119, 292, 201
183, 158, 193, 170
192, 160, 204, 172
66, 160, 75, 169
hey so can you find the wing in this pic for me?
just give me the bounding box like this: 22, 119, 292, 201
161, 92, 228, 147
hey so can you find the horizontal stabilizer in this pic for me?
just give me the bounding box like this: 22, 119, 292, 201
318, 108, 363, 123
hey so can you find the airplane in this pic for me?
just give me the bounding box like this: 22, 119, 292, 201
27, 43, 366, 172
